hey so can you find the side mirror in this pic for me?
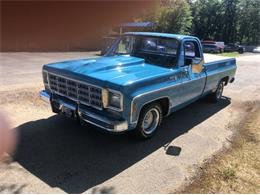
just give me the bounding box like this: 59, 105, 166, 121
192, 58, 204, 73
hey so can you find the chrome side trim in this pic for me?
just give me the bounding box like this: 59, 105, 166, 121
130, 79, 193, 123
129, 66, 235, 123
130, 96, 172, 124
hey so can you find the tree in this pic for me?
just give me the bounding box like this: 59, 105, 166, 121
191, 0, 260, 44
237, 0, 260, 45
137, 0, 193, 34
190, 0, 224, 40
222, 0, 239, 43
138, 0, 259, 45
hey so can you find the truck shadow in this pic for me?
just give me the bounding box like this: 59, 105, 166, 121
14, 97, 230, 193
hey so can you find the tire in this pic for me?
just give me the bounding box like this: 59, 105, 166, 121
135, 103, 162, 139
208, 81, 225, 102
238, 48, 244, 54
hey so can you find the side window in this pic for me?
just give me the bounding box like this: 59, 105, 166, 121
142, 37, 157, 51
139, 37, 178, 55
184, 41, 201, 66
185, 42, 196, 58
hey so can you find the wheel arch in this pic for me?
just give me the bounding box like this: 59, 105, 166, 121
132, 96, 171, 125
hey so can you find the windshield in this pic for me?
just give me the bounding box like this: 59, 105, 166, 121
108, 35, 179, 67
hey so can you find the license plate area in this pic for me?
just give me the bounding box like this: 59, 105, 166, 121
59, 102, 77, 119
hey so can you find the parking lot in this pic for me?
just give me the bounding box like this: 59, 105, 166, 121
0, 52, 259, 193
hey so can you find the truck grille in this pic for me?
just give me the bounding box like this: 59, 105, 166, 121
47, 72, 103, 109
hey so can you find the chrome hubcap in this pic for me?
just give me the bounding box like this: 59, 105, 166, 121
142, 108, 159, 134
216, 83, 223, 99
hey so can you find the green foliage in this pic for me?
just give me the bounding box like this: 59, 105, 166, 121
191, 0, 224, 40
222, 167, 236, 180
237, 0, 260, 44
191, 0, 260, 44
138, 0, 192, 34
137, 0, 259, 45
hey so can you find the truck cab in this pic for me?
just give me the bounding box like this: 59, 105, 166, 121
40, 32, 236, 139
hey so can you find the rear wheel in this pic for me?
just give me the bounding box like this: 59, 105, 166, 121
135, 103, 162, 139
208, 81, 225, 102
238, 48, 244, 54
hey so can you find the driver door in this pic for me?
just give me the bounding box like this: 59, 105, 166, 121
178, 40, 206, 104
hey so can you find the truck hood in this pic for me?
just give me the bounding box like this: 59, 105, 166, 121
43, 55, 171, 86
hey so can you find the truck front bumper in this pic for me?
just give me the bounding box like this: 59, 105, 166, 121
39, 90, 128, 133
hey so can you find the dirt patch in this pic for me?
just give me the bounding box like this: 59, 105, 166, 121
179, 101, 260, 193
0, 87, 52, 128
0, 86, 43, 105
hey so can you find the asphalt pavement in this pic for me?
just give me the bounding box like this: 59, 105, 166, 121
0, 52, 259, 193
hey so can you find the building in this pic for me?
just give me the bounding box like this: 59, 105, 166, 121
0, 1, 156, 52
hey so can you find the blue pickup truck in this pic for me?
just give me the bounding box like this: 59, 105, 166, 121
40, 32, 236, 139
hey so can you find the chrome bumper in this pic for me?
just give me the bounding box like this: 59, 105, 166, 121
39, 90, 51, 103
39, 90, 128, 132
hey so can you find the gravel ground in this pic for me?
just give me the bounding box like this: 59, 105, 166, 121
0, 52, 259, 193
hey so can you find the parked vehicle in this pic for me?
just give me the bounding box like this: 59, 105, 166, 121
224, 43, 245, 54
202, 44, 220, 53
40, 32, 237, 139
253, 46, 260, 53
216, 42, 225, 52
202, 40, 224, 53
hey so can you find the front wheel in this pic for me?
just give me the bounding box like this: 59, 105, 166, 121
135, 103, 162, 139
208, 81, 225, 102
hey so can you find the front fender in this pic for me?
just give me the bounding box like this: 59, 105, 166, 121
130, 92, 172, 126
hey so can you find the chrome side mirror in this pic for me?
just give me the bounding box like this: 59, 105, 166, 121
192, 57, 202, 65
192, 58, 204, 73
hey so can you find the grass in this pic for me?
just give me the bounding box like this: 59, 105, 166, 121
222, 167, 236, 180
218, 52, 241, 57
179, 102, 260, 193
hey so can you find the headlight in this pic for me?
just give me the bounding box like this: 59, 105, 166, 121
110, 92, 121, 109
102, 89, 123, 111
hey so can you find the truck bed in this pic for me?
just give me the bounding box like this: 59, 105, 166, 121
204, 53, 234, 63
202, 53, 236, 95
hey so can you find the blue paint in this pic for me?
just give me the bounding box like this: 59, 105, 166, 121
41, 32, 237, 132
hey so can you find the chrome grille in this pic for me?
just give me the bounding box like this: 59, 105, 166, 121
47, 72, 102, 109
